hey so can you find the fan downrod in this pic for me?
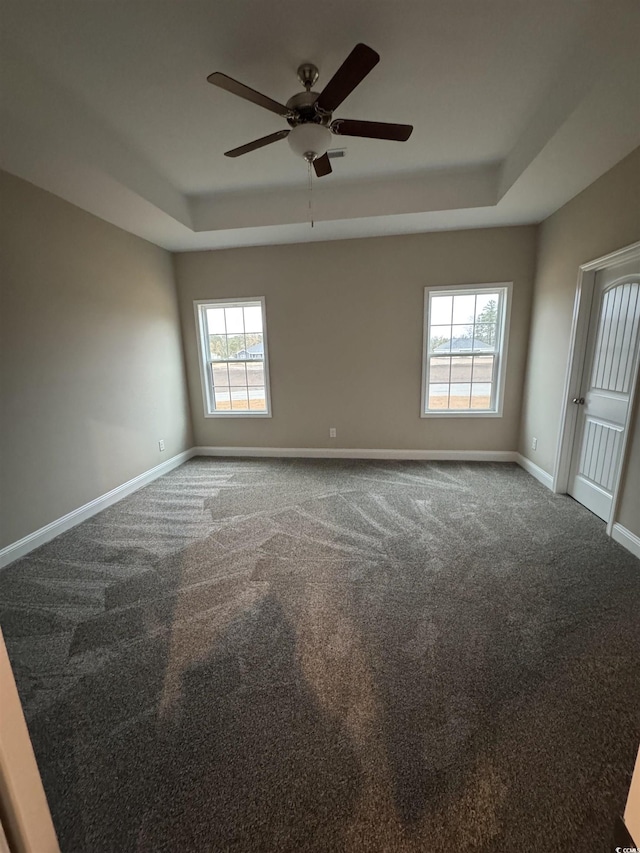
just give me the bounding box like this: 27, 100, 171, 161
297, 63, 319, 91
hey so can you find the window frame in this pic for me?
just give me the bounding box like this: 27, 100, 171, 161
420, 282, 512, 418
194, 296, 272, 418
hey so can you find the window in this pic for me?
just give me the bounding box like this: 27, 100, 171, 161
195, 297, 271, 417
421, 283, 511, 416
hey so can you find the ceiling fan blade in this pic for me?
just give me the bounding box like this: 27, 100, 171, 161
330, 119, 413, 141
207, 72, 291, 118
224, 130, 290, 158
315, 43, 380, 113
313, 153, 332, 177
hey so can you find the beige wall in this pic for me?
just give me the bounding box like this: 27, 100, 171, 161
0, 171, 192, 548
618, 401, 640, 537
175, 226, 536, 452
518, 147, 640, 536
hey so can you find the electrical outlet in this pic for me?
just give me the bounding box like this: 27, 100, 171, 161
158, 440, 165, 452
531, 437, 537, 451
329, 428, 337, 438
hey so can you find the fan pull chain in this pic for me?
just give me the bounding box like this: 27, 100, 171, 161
307, 158, 314, 228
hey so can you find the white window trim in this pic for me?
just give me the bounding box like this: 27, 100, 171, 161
420, 281, 512, 418
194, 296, 272, 418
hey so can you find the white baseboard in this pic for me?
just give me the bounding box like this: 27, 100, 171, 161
611, 523, 640, 560
515, 453, 554, 490
0, 449, 195, 569
194, 446, 518, 462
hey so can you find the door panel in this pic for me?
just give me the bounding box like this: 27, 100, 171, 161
578, 419, 622, 492
568, 259, 640, 522
591, 282, 640, 393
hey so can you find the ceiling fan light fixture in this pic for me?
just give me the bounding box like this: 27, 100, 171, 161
209, 44, 413, 175
287, 123, 332, 161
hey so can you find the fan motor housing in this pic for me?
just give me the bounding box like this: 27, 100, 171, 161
285, 91, 330, 127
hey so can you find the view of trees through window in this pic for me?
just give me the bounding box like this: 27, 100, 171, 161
209, 332, 263, 360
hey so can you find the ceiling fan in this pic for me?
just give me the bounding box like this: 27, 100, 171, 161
207, 43, 413, 177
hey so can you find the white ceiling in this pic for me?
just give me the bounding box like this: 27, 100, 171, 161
1, 0, 639, 251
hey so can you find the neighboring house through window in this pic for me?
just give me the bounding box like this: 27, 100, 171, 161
194, 297, 271, 417
422, 283, 511, 416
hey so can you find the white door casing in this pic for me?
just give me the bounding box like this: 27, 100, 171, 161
568, 258, 640, 522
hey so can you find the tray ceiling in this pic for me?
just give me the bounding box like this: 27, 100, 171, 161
1, 0, 639, 250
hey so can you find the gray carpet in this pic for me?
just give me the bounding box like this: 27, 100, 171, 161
1, 458, 639, 852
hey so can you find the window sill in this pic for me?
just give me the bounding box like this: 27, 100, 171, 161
204, 411, 272, 419
421, 410, 503, 418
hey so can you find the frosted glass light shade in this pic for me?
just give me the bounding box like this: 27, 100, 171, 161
287, 124, 332, 160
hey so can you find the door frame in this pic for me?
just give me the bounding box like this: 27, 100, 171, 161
553, 240, 640, 536
0, 628, 60, 853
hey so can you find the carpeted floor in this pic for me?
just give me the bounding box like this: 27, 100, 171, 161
1, 458, 639, 852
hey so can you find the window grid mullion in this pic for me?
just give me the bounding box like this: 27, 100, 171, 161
491, 353, 499, 409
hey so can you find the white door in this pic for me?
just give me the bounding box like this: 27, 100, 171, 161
568, 257, 640, 521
